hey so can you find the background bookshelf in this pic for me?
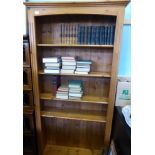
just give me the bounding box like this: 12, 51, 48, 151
23, 35, 37, 155
25, 1, 129, 155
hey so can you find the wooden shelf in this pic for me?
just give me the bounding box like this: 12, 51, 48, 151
40, 93, 108, 104
23, 64, 30, 68
38, 70, 111, 78
37, 44, 114, 48
43, 144, 103, 155
41, 109, 106, 123
23, 85, 32, 91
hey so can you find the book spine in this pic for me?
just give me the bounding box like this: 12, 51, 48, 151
105, 26, 108, 45
84, 26, 88, 44
87, 26, 91, 45
109, 25, 113, 45
60, 24, 62, 44
64, 24, 66, 44
82, 26, 85, 44
74, 24, 77, 44
107, 25, 111, 45
67, 24, 69, 44
71, 24, 74, 44
95, 26, 100, 45
62, 24, 64, 44
91, 26, 95, 45
77, 25, 81, 44
112, 25, 115, 44
99, 26, 103, 45
80, 26, 83, 44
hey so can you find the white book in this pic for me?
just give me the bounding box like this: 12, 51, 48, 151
76, 68, 90, 72
61, 56, 76, 60
62, 62, 76, 66
75, 71, 88, 75
69, 88, 82, 92
62, 59, 76, 62
61, 69, 75, 74
56, 96, 68, 100
45, 63, 60, 67
77, 64, 90, 68
44, 69, 60, 74
69, 96, 81, 100
45, 66, 60, 70
69, 93, 82, 97
62, 66, 76, 70
56, 92, 68, 95
43, 57, 60, 63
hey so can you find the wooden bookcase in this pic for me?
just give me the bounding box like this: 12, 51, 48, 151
23, 36, 37, 155
24, 1, 129, 155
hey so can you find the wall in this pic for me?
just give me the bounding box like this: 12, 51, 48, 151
25, 0, 131, 76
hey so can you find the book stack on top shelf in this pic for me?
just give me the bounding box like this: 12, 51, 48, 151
69, 80, 83, 100
75, 60, 92, 75
43, 57, 61, 74
61, 56, 77, 74
56, 85, 69, 100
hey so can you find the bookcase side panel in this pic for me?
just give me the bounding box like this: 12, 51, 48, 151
104, 8, 125, 153
28, 9, 45, 155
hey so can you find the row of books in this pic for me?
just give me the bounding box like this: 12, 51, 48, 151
60, 24, 115, 45
56, 80, 83, 100
42, 57, 92, 75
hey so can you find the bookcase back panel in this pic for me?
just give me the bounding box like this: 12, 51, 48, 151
42, 117, 105, 149
41, 100, 107, 116
37, 47, 113, 73
39, 75, 110, 98
35, 14, 116, 44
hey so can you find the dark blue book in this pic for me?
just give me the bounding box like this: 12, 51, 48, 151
89, 26, 92, 44
98, 26, 101, 44
95, 26, 99, 45
105, 26, 108, 45
83, 26, 87, 44
112, 25, 116, 44
99, 26, 104, 45
107, 25, 111, 45
87, 26, 91, 44
77, 25, 81, 44
91, 26, 96, 45
109, 25, 113, 45
80, 26, 84, 44
85, 26, 89, 44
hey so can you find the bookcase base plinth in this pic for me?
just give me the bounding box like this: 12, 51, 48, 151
43, 145, 103, 155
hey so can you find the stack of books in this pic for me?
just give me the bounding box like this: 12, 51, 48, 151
56, 85, 69, 100
43, 57, 61, 74
69, 80, 83, 100
75, 60, 92, 74
61, 57, 77, 74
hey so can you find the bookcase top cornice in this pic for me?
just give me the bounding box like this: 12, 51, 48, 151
24, 0, 129, 7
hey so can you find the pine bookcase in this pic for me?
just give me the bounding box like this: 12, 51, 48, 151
24, 1, 129, 155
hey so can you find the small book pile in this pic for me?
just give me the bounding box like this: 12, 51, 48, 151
69, 80, 83, 100
61, 57, 77, 74
56, 85, 69, 100
75, 60, 92, 74
43, 57, 61, 74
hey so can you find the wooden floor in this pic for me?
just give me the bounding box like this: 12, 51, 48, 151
44, 145, 103, 155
